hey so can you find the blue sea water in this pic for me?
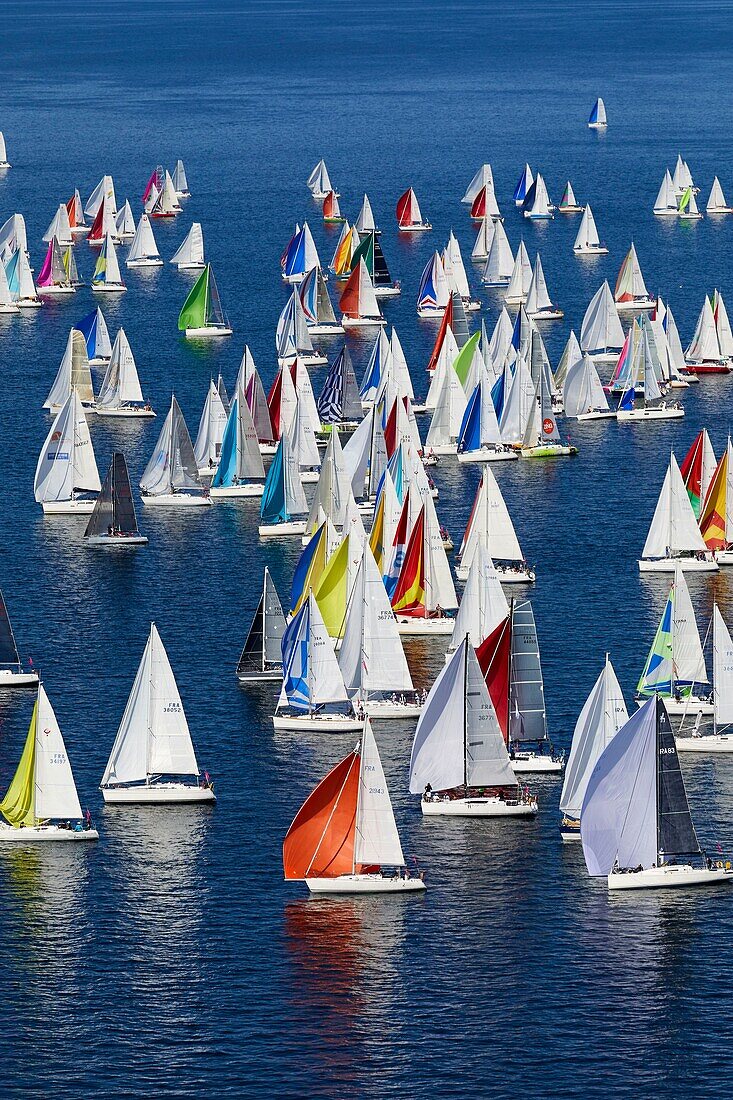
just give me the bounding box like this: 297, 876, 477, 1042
1, 1, 733, 1096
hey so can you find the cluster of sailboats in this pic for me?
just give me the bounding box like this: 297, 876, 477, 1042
3, 133, 733, 900
653, 155, 733, 220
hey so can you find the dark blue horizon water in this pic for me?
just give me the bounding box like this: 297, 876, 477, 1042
2, 2, 733, 1097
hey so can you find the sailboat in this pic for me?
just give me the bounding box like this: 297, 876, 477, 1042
236, 568, 286, 684
126, 214, 163, 268
283, 717, 424, 894
678, 186, 703, 221
409, 636, 538, 817
339, 258, 385, 327
513, 164, 534, 206
44, 329, 95, 412
114, 200, 136, 242
307, 159, 335, 200
91, 232, 126, 293
77, 307, 111, 366
476, 599, 563, 772
588, 97, 607, 128
614, 244, 655, 312
504, 241, 532, 305
177, 263, 232, 337
457, 466, 533, 582
700, 439, 733, 565
84, 452, 147, 546
150, 169, 182, 218
581, 695, 731, 890
617, 318, 684, 422
0, 212, 28, 262
95, 329, 155, 418
322, 189, 344, 224
580, 281, 624, 360
396, 187, 431, 231
173, 159, 190, 197
559, 656, 628, 840
355, 193, 380, 236
563, 354, 614, 420
470, 183, 502, 222
100, 623, 215, 803
194, 379, 229, 475
653, 170, 678, 216
5, 246, 41, 307
282, 222, 320, 284
482, 220, 514, 286
672, 154, 697, 197
43, 204, 73, 247
685, 295, 730, 373
636, 563, 711, 716
0, 590, 38, 687
706, 176, 733, 214
525, 254, 563, 320
36, 237, 75, 295
299, 265, 344, 333
447, 546, 509, 655
573, 204, 608, 254
339, 544, 420, 719
67, 190, 89, 236
0, 260, 18, 314
444, 231, 479, 309
523, 173, 553, 220
350, 230, 400, 298
258, 428, 308, 536
140, 396, 211, 507
680, 429, 717, 518
391, 501, 457, 635
34, 391, 100, 514
471, 216, 494, 262
274, 591, 361, 731
457, 370, 517, 461
521, 365, 577, 457
558, 181, 583, 213
678, 605, 733, 752
277, 289, 328, 365
170, 222, 205, 270
317, 346, 364, 431
639, 452, 717, 571
462, 164, 494, 204
209, 394, 266, 498
0, 132, 10, 169
0, 684, 98, 841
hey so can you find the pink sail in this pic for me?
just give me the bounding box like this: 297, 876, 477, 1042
36, 241, 54, 287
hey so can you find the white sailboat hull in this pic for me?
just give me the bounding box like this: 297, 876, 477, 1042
574, 246, 609, 255
398, 223, 432, 232
307, 323, 345, 335
126, 258, 164, 268
455, 563, 535, 583
141, 494, 212, 507
0, 304, 19, 314
101, 783, 216, 803
363, 699, 423, 719
41, 499, 96, 514
616, 407, 684, 421
84, 534, 149, 547
510, 753, 564, 774
37, 285, 75, 296
184, 326, 233, 337
258, 520, 306, 538
373, 286, 401, 299
92, 284, 127, 293
429, 443, 458, 455
94, 406, 156, 418
0, 824, 99, 842
421, 796, 538, 817
395, 616, 454, 636
209, 484, 264, 498
306, 874, 426, 894
457, 447, 519, 463
0, 669, 39, 687
176, 261, 206, 271
638, 557, 718, 573
646, 696, 713, 716
528, 308, 564, 321
676, 734, 733, 752
236, 668, 282, 684
272, 713, 363, 732
341, 316, 386, 328
576, 410, 616, 421
715, 549, 733, 565
615, 299, 655, 313
608, 865, 732, 891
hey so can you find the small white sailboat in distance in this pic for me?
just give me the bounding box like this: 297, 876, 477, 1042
91, 232, 126, 293
0, 589, 39, 687
563, 354, 615, 420
307, 159, 336, 200
588, 97, 607, 129
114, 200, 136, 241
43, 204, 73, 247
581, 696, 731, 890
172, 159, 190, 198
84, 452, 148, 547
96, 329, 155, 418
44, 329, 95, 412
653, 169, 678, 216
410, 636, 538, 817
677, 605, 733, 753
559, 656, 628, 840
706, 176, 733, 215
170, 222, 205, 270
126, 214, 163, 268
140, 396, 212, 507
573, 204, 608, 254
101, 623, 215, 803
0, 132, 10, 169
0, 684, 98, 842
283, 717, 425, 894
34, 391, 100, 514
639, 452, 718, 571
558, 181, 583, 213
236, 568, 286, 684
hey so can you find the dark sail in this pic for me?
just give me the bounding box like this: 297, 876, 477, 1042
0, 590, 21, 669
509, 600, 547, 745
85, 452, 139, 538
85, 460, 115, 538
373, 237, 392, 287
237, 595, 264, 675
656, 697, 702, 859
450, 291, 469, 349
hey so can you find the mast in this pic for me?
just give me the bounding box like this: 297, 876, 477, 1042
352, 739, 363, 875
261, 569, 268, 673
463, 636, 469, 792
146, 624, 154, 786
507, 598, 515, 749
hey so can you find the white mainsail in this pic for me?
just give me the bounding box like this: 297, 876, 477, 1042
194, 380, 228, 470
686, 296, 722, 363
140, 397, 202, 496
563, 354, 610, 417
43, 204, 72, 246
482, 220, 513, 284
505, 241, 532, 303
44, 329, 95, 409
560, 658, 628, 823
127, 214, 161, 264
642, 454, 709, 558
34, 391, 100, 504
171, 222, 204, 267
339, 546, 413, 696
97, 329, 145, 408
462, 164, 494, 204
408, 637, 517, 794
707, 176, 731, 213
574, 204, 603, 250
714, 605, 733, 728
525, 254, 554, 315
34, 685, 84, 821
450, 546, 509, 650
581, 282, 624, 354
353, 718, 405, 868
459, 465, 524, 569
101, 624, 201, 787
653, 170, 678, 215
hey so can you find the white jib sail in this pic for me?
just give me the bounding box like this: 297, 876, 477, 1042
34, 391, 100, 502
450, 545, 509, 649
339, 546, 413, 696
171, 222, 204, 266
563, 354, 609, 417
98, 328, 144, 407
354, 718, 405, 868
127, 214, 160, 262
642, 454, 708, 558
714, 605, 733, 727
673, 564, 708, 685
194, 380, 228, 469
34, 684, 84, 821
